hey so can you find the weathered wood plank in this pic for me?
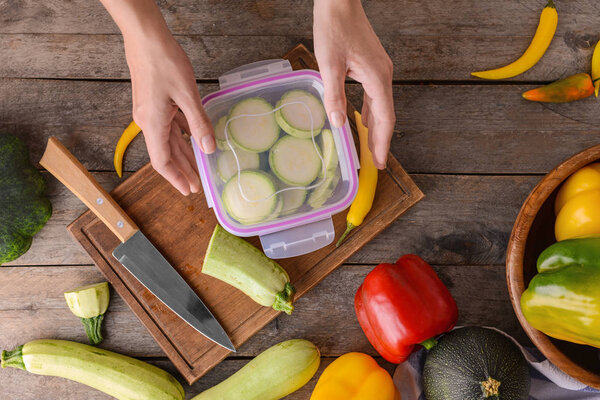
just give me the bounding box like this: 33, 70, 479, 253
0, 263, 527, 360
2, 79, 599, 175
0, 32, 595, 81
0, 356, 397, 400
2, 0, 598, 38
2, 172, 540, 266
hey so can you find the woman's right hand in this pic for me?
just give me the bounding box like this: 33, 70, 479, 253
100, 0, 215, 196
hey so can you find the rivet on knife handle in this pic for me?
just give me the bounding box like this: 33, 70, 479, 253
39, 137, 139, 243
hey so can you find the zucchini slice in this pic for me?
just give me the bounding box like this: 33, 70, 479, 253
216, 149, 260, 182
275, 90, 326, 139
228, 97, 280, 152
214, 116, 233, 151
222, 170, 279, 224
269, 136, 322, 186
307, 173, 340, 209
318, 129, 338, 178
280, 188, 307, 215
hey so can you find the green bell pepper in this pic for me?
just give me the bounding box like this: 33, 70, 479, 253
521, 236, 600, 348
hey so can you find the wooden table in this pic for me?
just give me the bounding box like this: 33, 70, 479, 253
1, 1, 599, 398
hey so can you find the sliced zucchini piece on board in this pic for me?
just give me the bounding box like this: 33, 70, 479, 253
318, 129, 338, 178
307, 173, 340, 209
280, 188, 307, 215
269, 136, 322, 186
214, 116, 235, 151
275, 90, 326, 139
222, 170, 279, 224
216, 150, 260, 182
228, 97, 280, 152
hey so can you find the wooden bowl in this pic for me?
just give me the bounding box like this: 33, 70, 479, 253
506, 143, 600, 389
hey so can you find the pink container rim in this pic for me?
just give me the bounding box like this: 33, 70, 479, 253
194, 69, 359, 236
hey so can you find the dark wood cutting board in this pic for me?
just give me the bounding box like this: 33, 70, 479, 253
67, 44, 424, 385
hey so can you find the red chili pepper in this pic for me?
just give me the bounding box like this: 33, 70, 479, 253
522, 73, 595, 103
354, 254, 458, 363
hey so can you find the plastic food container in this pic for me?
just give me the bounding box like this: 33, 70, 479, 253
192, 59, 359, 259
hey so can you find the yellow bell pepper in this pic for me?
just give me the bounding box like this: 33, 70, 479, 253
113, 120, 141, 178
555, 163, 600, 241
310, 353, 398, 400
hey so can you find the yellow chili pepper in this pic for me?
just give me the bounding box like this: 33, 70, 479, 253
336, 111, 378, 247
310, 352, 398, 400
472, 0, 557, 80
555, 163, 600, 241
592, 39, 600, 97
113, 120, 141, 178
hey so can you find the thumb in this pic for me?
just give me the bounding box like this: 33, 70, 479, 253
320, 62, 348, 128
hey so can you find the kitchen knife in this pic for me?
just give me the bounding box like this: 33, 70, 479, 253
40, 137, 235, 352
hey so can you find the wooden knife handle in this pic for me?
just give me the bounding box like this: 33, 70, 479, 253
40, 137, 138, 243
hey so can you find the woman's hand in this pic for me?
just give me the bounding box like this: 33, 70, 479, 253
100, 0, 215, 195
313, 0, 395, 169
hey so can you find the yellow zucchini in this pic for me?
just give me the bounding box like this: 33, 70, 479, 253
192, 339, 320, 400
1, 339, 184, 400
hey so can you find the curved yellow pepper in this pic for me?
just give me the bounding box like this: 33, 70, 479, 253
113, 120, 141, 178
472, 0, 557, 80
336, 111, 378, 247
310, 353, 398, 400
555, 163, 600, 241
592, 39, 600, 97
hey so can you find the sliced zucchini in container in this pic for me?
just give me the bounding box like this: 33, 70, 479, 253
216, 149, 260, 182
280, 188, 307, 215
318, 129, 338, 178
214, 116, 235, 151
275, 90, 326, 139
222, 170, 279, 224
269, 136, 322, 186
228, 97, 280, 152
203, 224, 296, 314
307, 173, 340, 209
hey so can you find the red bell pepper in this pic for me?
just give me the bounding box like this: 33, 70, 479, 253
354, 254, 458, 363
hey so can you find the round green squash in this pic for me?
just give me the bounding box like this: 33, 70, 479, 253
423, 327, 530, 400
0, 134, 52, 265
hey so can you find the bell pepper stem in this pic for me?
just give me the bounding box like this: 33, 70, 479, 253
1, 346, 25, 370
336, 222, 356, 247
546, 0, 555, 8
420, 338, 438, 350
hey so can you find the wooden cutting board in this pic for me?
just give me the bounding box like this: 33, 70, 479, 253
67, 44, 424, 385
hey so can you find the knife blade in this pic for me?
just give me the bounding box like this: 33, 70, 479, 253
40, 137, 235, 352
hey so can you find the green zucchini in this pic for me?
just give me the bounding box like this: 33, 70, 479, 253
423, 327, 530, 400
227, 97, 280, 152
1, 339, 184, 400
192, 339, 320, 400
202, 224, 296, 314
222, 170, 279, 225
64, 282, 110, 345
275, 90, 326, 139
216, 149, 260, 182
269, 135, 322, 186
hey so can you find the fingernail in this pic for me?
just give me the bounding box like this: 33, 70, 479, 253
330, 111, 346, 128
201, 135, 216, 153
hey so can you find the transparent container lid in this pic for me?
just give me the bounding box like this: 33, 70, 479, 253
192, 60, 359, 258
